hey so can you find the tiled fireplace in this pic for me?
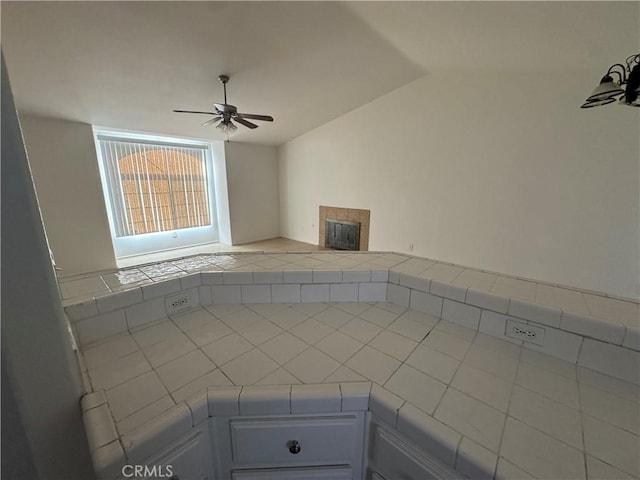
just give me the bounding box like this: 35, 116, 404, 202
319, 206, 370, 251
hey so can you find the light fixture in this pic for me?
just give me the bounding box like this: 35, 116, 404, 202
216, 119, 238, 134
581, 53, 640, 108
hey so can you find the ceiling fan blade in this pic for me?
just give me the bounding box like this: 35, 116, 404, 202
236, 113, 274, 122
173, 109, 217, 115
234, 117, 259, 129
201, 117, 221, 127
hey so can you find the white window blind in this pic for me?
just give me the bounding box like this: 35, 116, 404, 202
96, 135, 211, 238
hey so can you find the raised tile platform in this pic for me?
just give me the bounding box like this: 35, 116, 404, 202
78, 303, 639, 479
63, 252, 639, 479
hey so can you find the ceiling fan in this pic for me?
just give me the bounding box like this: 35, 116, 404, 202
173, 74, 274, 134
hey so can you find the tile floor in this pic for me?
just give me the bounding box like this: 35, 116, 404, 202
79, 301, 640, 479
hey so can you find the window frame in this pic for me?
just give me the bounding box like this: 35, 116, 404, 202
93, 128, 219, 259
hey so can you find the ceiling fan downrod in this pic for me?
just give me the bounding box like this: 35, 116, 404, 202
218, 74, 229, 105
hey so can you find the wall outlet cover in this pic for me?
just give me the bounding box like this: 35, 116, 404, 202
505, 319, 545, 346
165, 290, 196, 314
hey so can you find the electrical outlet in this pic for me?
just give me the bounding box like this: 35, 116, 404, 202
505, 319, 545, 346
165, 291, 195, 314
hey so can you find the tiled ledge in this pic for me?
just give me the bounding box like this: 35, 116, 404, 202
387, 272, 640, 381
63, 254, 639, 385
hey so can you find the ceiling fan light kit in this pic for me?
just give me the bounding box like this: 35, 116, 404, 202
581, 53, 640, 108
173, 74, 274, 135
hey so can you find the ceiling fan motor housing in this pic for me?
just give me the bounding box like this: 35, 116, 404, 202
214, 103, 237, 114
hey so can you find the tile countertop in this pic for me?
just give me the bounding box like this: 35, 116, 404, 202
79, 302, 640, 480
60, 252, 640, 352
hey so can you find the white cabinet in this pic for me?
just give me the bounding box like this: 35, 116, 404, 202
211, 412, 366, 480
128, 426, 213, 480
367, 423, 462, 480
232, 466, 352, 479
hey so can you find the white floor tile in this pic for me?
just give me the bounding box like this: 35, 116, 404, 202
577, 366, 639, 403
313, 306, 355, 328
290, 303, 329, 316
322, 366, 367, 383
83, 334, 139, 370
171, 307, 217, 331
237, 319, 283, 346
89, 351, 151, 390
472, 333, 521, 358
256, 368, 302, 385
142, 333, 197, 368
387, 314, 436, 341
335, 302, 371, 315
586, 455, 635, 480
291, 318, 334, 345
494, 458, 535, 480
345, 346, 401, 384
369, 330, 418, 361
259, 332, 310, 364
421, 330, 471, 360
339, 317, 382, 343
434, 319, 477, 342
358, 306, 399, 327
183, 319, 234, 347
155, 350, 216, 392
463, 344, 518, 382
283, 348, 341, 383
245, 303, 289, 317
580, 383, 639, 434
170, 369, 231, 403
405, 345, 460, 384
220, 349, 279, 385
434, 388, 505, 452
219, 308, 264, 331
201, 333, 254, 366
132, 320, 182, 348
516, 362, 579, 409
106, 371, 168, 421
115, 396, 175, 435
520, 349, 576, 380
204, 304, 245, 318
385, 365, 447, 414
267, 308, 309, 330
501, 418, 585, 479
315, 330, 364, 363
508, 386, 583, 449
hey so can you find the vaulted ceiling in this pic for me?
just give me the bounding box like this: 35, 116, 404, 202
2, 2, 637, 146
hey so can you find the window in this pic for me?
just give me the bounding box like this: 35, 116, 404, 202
94, 130, 218, 258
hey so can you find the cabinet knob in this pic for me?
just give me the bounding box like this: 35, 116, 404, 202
287, 440, 301, 454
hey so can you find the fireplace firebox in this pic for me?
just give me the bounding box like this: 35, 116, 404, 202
325, 219, 360, 251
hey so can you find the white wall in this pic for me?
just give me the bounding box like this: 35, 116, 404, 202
18, 115, 280, 271
225, 142, 280, 245
279, 71, 640, 300
19, 114, 117, 276
1, 56, 94, 479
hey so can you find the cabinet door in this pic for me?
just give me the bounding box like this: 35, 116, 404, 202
232, 466, 352, 480
370, 425, 462, 480
141, 428, 212, 480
